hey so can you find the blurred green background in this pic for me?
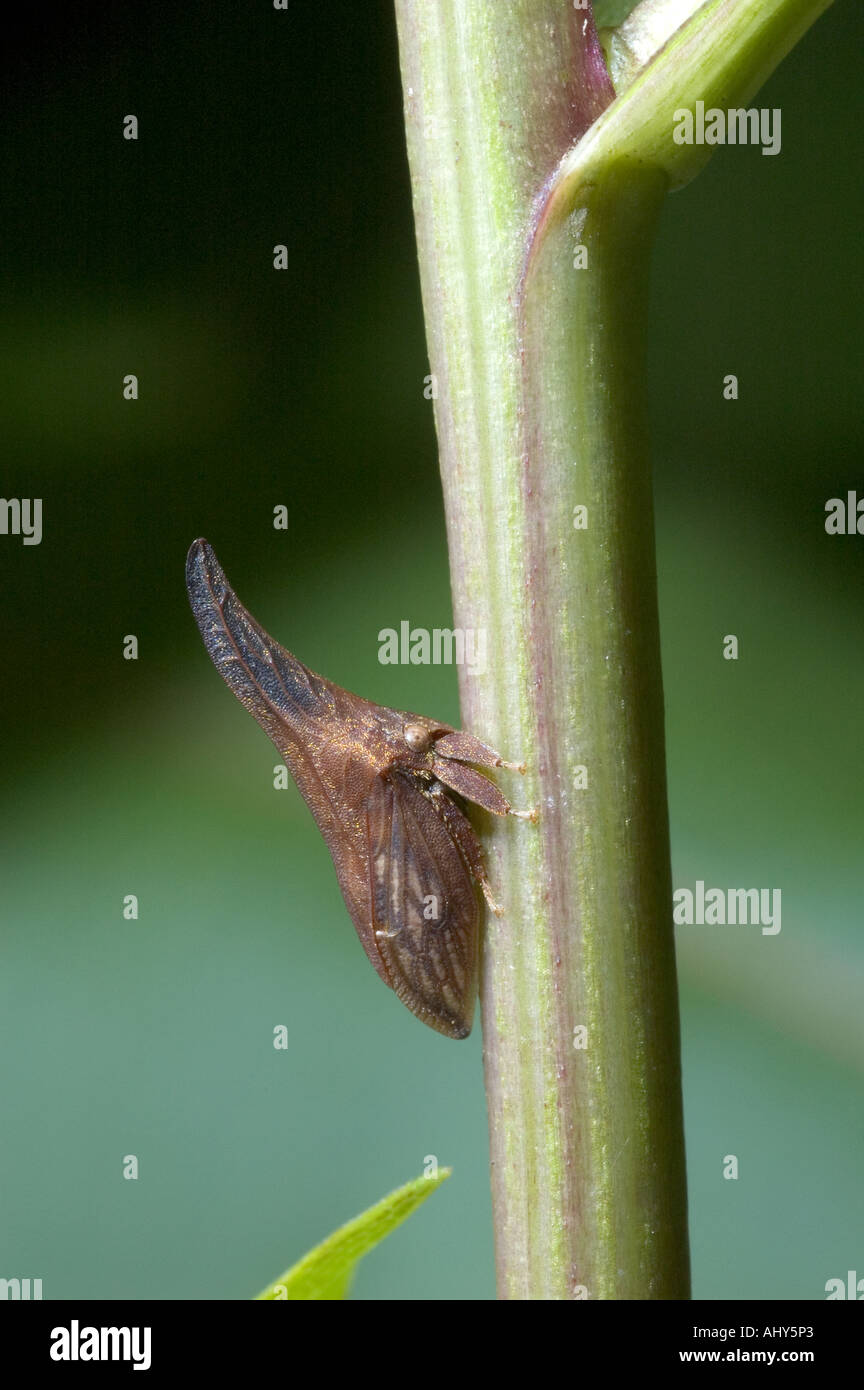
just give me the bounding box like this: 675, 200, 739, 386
1, 0, 861, 1300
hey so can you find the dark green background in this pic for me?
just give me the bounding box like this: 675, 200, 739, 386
1, 0, 861, 1300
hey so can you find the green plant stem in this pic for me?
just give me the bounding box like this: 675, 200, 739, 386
395, 0, 832, 1300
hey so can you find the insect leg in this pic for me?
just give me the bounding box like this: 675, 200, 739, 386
425, 781, 504, 917
430, 757, 538, 822
433, 729, 526, 774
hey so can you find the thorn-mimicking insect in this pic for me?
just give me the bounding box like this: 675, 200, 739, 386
185, 538, 533, 1039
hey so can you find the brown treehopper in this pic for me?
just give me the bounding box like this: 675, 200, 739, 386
185, 539, 533, 1039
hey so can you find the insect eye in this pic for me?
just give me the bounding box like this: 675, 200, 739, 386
403, 723, 432, 752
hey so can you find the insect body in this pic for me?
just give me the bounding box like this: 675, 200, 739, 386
186, 539, 531, 1039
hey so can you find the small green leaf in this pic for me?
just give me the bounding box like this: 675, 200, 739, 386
255, 1168, 452, 1301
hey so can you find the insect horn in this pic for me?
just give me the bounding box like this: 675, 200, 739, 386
185, 538, 332, 732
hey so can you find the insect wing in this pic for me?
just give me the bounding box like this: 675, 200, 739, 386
365, 772, 479, 1039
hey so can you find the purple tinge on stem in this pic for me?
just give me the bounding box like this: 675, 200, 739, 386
568, 2, 616, 140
